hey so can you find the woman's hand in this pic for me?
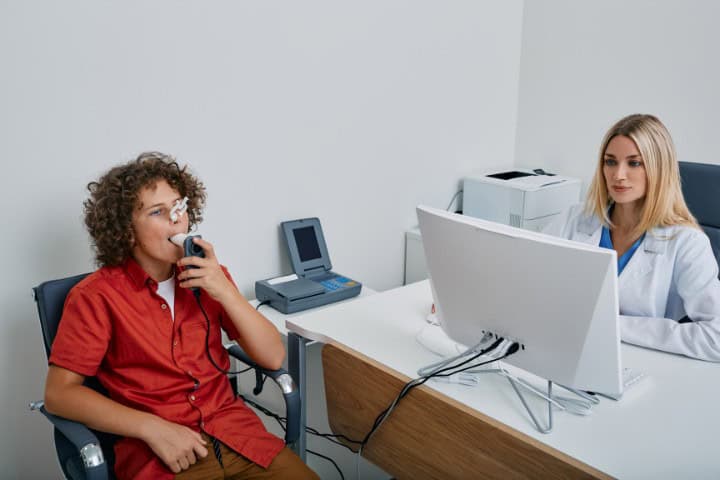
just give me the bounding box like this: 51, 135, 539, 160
140, 416, 208, 474
176, 237, 237, 303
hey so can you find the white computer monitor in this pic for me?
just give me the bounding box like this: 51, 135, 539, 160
417, 205, 623, 396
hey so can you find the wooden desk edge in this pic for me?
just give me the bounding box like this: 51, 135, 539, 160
322, 341, 612, 479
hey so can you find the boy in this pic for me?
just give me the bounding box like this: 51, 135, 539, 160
45, 152, 318, 479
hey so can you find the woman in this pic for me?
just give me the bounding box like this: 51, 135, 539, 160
546, 114, 720, 361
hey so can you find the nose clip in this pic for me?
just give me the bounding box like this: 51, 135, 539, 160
170, 197, 189, 224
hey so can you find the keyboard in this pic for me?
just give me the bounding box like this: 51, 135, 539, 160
319, 276, 357, 291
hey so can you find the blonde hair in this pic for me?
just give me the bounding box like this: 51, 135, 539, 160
585, 114, 698, 237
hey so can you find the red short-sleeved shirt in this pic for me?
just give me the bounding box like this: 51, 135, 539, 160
49, 258, 285, 479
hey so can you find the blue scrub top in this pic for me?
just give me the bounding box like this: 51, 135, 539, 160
599, 226, 645, 275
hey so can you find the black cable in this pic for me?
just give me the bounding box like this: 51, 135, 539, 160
192, 288, 348, 477
305, 425, 362, 448
364, 338, 504, 442
407, 342, 520, 393
241, 394, 348, 478
242, 393, 359, 453
256, 373, 268, 392
361, 339, 518, 449
196, 293, 357, 453
194, 288, 516, 476
236, 339, 518, 477
446, 189, 463, 212
304, 430, 358, 452
403, 339, 517, 394
307, 449, 345, 480
194, 293, 258, 375
240, 394, 287, 428
226, 365, 254, 377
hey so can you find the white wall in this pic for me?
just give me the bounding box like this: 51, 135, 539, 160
0, 1, 523, 477
515, 0, 720, 189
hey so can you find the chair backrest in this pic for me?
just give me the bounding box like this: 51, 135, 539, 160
34, 273, 118, 477
679, 161, 720, 271
34, 273, 90, 357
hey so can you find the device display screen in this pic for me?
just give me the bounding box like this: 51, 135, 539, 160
294, 226, 322, 262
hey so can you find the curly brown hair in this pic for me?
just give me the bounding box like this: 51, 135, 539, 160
84, 152, 206, 267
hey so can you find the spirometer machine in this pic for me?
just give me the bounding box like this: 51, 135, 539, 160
463, 168, 581, 232
255, 217, 362, 314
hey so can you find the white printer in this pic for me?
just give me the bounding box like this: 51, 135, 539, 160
463, 168, 581, 231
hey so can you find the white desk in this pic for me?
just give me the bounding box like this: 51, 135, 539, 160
248, 286, 376, 460
287, 280, 720, 479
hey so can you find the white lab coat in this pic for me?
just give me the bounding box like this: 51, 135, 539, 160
545, 204, 720, 362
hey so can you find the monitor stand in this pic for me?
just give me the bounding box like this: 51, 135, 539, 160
417, 335, 597, 434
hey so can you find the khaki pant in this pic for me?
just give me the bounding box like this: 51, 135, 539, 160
174, 434, 319, 480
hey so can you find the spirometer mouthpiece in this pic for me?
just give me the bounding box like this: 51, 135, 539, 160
169, 233, 188, 246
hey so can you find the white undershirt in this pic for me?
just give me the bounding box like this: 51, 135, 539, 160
156, 276, 176, 320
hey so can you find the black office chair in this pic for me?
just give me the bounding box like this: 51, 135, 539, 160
29, 273, 301, 480
679, 161, 720, 272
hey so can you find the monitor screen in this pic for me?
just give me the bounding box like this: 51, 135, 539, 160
417, 205, 623, 396
293, 226, 322, 262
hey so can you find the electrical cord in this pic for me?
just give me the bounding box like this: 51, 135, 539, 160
239, 394, 347, 480
241, 339, 512, 480
416, 332, 496, 377
304, 426, 362, 450
256, 300, 271, 311
241, 393, 358, 453
194, 292, 349, 477
194, 292, 260, 375
194, 291, 518, 476
239, 394, 287, 429
307, 449, 345, 480
446, 189, 463, 212
359, 338, 519, 455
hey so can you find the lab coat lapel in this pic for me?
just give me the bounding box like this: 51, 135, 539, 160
578, 215, 666, 281
619, 227, 668, 281
577, 213, 602, 244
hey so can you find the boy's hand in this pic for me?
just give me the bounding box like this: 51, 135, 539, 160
177, 237, 236, 303
141, 417, 208, 473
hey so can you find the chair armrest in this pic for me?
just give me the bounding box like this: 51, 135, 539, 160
225, 345, 301, 445
29, 401, 109, 480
